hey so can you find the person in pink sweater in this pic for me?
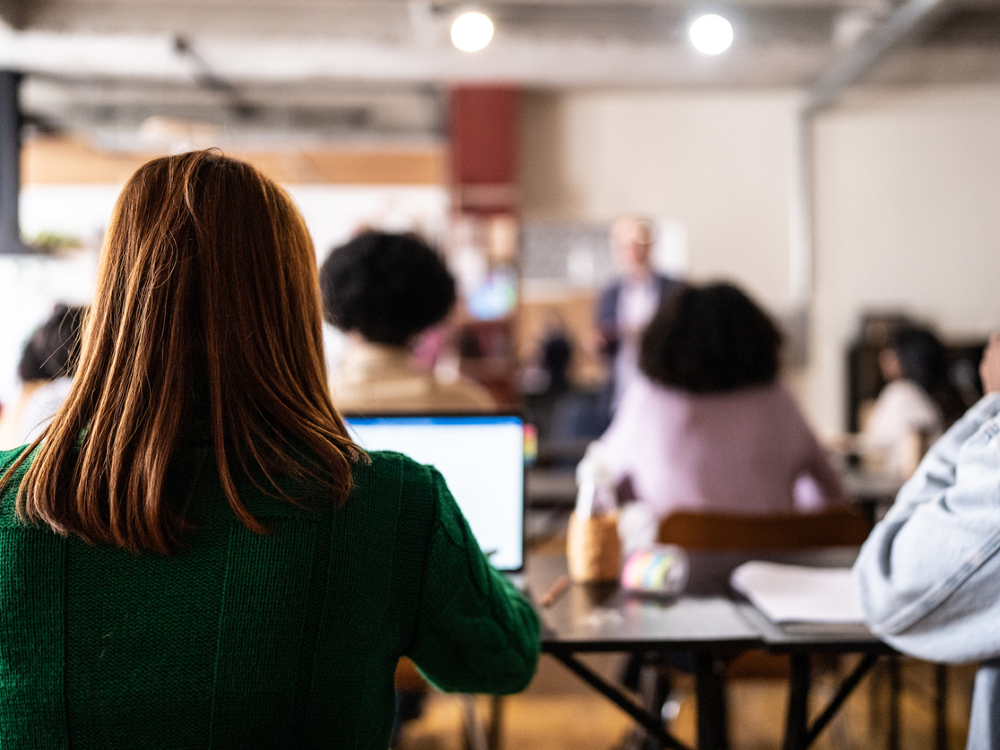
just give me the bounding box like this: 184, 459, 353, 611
599, 282, 844, 549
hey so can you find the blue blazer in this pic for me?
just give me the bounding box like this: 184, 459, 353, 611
596, 274, 678, 358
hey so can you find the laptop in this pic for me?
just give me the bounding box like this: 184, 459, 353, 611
343, 414, 526, 577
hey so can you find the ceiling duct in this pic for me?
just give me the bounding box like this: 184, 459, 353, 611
17, 74, 445, 151
173, 35, 257, 120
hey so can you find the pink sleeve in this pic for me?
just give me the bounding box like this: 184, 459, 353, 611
779, 386, 846, 510
599, 377, 661, 490
598, 383, 637, 483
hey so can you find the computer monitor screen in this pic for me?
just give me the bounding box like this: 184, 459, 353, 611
344, 415, 525, 572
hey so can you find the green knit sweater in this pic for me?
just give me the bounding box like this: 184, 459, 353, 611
0, 445, 540, 749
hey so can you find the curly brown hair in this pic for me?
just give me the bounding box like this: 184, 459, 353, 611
639, 282, 782, 393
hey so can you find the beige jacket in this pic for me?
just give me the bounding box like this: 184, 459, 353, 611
330, 342, 495, 415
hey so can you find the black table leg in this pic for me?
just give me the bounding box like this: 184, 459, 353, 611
805, 652, 880, 748
868, 659, 883, 737
693, 652, 729, 750
642, 665, 672, 750
778, 651, 880, 750
783, 653, 811, 750
549, 652, 693, 750
488, 695, 504, 750
888, 655, 901, 750
935, 664, 947, 750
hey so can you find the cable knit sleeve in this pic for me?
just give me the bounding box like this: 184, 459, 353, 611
406, 467, 540, 695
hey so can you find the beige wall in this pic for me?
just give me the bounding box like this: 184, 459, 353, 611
520, 85, 1000, 435
807, 86, 1000, 433
521, 89, 800, 310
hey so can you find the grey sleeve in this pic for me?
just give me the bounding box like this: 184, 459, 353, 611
853, 393, 1000, 663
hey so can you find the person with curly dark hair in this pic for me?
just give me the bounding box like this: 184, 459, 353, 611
598, 281, 844, 550
319, 230, 494, 414
0, 304, 87, 449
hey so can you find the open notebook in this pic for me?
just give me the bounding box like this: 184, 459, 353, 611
731, 561, 867, 633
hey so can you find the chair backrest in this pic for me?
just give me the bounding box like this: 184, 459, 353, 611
657, 507, 871, 551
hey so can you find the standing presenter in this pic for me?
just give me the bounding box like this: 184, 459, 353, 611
595, 216, 679, 417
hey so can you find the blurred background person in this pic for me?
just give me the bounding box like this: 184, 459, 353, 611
599, 282, 844, 552
521, 313, 573, 397
595, 216, 679, 421
0, 304, 87, 449
862, 325, 966, 477
320, 230, 495, 414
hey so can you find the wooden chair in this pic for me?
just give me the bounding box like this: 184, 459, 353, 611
643, 507, 873, 747
657, 506, 872, 552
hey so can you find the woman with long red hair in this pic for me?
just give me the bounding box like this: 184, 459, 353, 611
0, 150, 538, 748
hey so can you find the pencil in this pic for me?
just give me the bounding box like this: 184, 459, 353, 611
541, 574, 570, 607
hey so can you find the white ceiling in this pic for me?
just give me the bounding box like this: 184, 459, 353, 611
2, 0, 999, 146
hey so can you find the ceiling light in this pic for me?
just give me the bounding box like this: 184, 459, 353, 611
689, 14, 734, 55
451, 11, 494, 52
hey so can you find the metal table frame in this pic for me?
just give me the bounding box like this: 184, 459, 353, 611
542, 640, 747, 750
529, 550, 908, 750
542, 635, 893, 750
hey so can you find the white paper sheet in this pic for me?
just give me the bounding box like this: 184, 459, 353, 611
730, 561, 865, 624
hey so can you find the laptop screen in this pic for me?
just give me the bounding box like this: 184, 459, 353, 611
343, 415, 525, 572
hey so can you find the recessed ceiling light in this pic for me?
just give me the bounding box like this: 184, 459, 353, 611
451, 11, 494, 52
689, 14, 734, 55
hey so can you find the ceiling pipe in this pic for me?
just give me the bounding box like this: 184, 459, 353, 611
0, 0, 33, 31
173, 36, 257, 120
789, 0, 956, 309
805, 0, 955, 116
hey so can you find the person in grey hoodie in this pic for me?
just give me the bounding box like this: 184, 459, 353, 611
854, 334, 1000, 750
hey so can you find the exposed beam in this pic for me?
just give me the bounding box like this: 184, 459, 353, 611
789, 0, 955, 306
0, 0, 57, 31
0, 70, 35, 254
0, 0, 28, 30
805, 0, 957, 114
173, 36, 256, 120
